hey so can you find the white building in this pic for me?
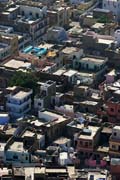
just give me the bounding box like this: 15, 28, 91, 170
102, 0, 120, 20
63, 70, 77, 84
58, 152, 69, 166
111, 126, 120, 140
6, 87, 33, 118
19, 5, 47, 19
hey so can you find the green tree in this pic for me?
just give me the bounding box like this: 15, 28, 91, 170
9, 71, 39, 99
97, 15, 110, 23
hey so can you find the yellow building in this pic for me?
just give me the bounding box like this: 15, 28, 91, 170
0, 33, 19, 58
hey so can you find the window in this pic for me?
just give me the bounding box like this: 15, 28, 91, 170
112, 145, 116, 149
110, 108, 114, 112
86, 64, 89, 69
26, 156, 28, 160
85, 142, 88, 147
38, 102, 41, 106
75, 61, 78, 65
36, 13, 39, 18
89, 142, 92, 146
114, 132, 117, 136
73, 55, 76, 59
29, 12, 32, 16
13, 155, 18, 160
22, 11, 24, 16
80, 141, 83, 145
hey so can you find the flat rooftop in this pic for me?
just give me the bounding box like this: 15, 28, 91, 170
0, 168, 12, 177
77, 72, 94, 77
9, 142, 25, 152
92, 23, 104, 29
64, 70, 77, 77
53, 69, 66, 76
62, 47, 78, 54
6, 6, 19, 12
12, 90, 31, 100
39, 110, 67, 126
80, 100, 98, 106
22, 130, 35, 138
80, 56, 106, 64
97, 146, 109, 153
3, 59, 31, 69
67, 121, 84, 129
79, 126, 100, 140
46, 168, 67, 173
88, 171, 107, 180
98, 38, 114, 45
113, 126, 120, 130
38, 43, 54, 49
5, 127, 16, 135
54, 137, 70, 145
30, 120, 44, 127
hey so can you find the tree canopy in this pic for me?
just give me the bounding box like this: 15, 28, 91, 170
9, 71, 39, 97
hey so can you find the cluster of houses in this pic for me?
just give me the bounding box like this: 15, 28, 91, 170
1, 0, 120, 179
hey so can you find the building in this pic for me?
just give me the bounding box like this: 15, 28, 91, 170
47, 26, 68, 43
79, 100, 101, 114
63, 70, 77, 85
0, 42, 11, 60
83, 31, 114, 55
61, 46, 83, 68
16, 4, 48, 43
109, 126, 120, 157
93, 8, 113, 20
102, 0, 120, 20
0, 25, 31, 50
53, 137, 71, 151
106, 95, 120, 122
34, 80, 56, 111
1, 58, 31, 71
38, 110, 71, 143
74, 56, 108, 85
48, 5, 71, 27
76, 126, 101, 157
111, 158, 120, 180
6, 86, 33, 118
79, 56, 107, 71
5, 140, 30, 163
0, 2, 49, 44
0, 33, 19, 58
